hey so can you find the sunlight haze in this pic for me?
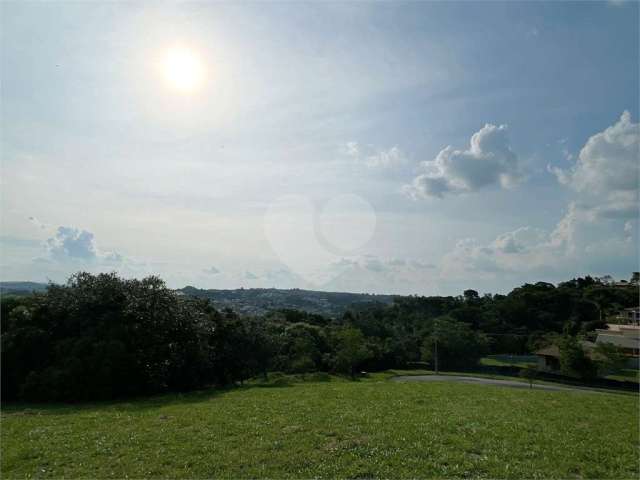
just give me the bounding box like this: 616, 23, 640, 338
1, 1, 638, 295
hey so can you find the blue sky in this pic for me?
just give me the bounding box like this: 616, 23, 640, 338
1, 1, 638, 295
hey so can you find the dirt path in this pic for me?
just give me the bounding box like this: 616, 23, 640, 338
391, 374, 608, 393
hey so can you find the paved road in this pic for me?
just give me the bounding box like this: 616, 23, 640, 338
392, 375, 603, 393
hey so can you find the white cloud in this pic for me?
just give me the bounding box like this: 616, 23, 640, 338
554, 111, 638, 193
549, 111, 639, 219
440, 111, 639, 284
404, 123, 523, 198
623, 219, 638, 244
493, 226, 547, 254
441, 200, 636, 282
45, 226, 125, 265
341, 142, 408, 169
203, 266, 221, 275
46, 227, 97, 261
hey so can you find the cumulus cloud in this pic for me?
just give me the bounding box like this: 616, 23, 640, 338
493, 226, 547, 254
551, 111, 638, 193
404, 123, 523, 198
46, 227, 97, 261
44, 226, 124, 265
443, 111, 639, 284
341, 142, 408, 169
549, 111, 639, 219
441, 200, 636, 282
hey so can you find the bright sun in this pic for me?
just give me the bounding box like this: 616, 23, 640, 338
162, 47, 205, 93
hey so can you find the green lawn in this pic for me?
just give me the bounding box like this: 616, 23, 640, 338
2, 375, 638, 479
480, 355, 538, 368
606, 368, 640, 383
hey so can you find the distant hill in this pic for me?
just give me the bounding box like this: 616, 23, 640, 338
0, 281, 48, 296
178, 286, 396, 317
0, 281, 395, 316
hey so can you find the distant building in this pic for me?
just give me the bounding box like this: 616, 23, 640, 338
614, 307, 640, 326
535, 341, 597, 372
595, 324, 640, 358
535, 344, 561, 372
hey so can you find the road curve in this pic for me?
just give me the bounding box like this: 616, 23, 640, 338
391, 375, 604, 393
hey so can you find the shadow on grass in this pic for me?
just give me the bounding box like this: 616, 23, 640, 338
1, 381, 295, 417
1, 371, 367, 416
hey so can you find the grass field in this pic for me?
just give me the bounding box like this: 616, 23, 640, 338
2, 374, 638, 479
606, 368, 640, 383
480, 355, 538, 368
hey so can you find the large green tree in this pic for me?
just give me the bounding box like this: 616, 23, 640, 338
331, 327, 371, 378
421, 316, 489, 370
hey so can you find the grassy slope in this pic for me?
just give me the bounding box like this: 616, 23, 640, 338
2, 376, 638, 479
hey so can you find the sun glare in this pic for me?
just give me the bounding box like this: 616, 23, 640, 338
162, 47, 205, 93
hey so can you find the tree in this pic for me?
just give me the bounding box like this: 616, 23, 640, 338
278, 323, 328, 373
1, 272, 220, 401
421, 316, 489, 371
593, 342, 628, 376
331, 327, 371, 379
463, 289, 479, 301
558, 336, 597, 379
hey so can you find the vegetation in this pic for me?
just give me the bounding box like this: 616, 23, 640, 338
421, 316, 489, 370
2, 376, 637, 479
179, 286, 394, 317
593, 342, 629, 376
331, 327, 371, 378
2, 272, 637, 402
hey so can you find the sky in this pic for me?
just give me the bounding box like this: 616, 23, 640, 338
1, 1, 638, 296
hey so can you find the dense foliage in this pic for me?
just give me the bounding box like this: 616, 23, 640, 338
1, 272, 637, 401
2, 273, 221, 401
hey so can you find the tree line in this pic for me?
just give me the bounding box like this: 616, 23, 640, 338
1, 272, 636, 401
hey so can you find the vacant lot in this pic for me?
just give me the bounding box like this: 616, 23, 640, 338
2, 375, 638, 479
